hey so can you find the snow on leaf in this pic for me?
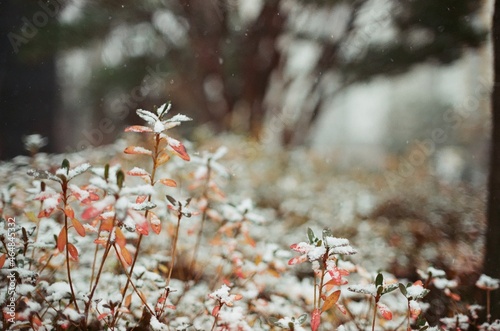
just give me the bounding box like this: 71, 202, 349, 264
131, 201, 156, 211
476, 274, 500, 291
127, 167, 151, 178
168, 113, 192, 122
67, 163, 91, 180
156, 102, 171, 117
63, 205, 75, 219
71, 218, 86, 237
125, 125, 153, 133
168, 138, 190, 161
149, 212, 161, 234
377, 303, 393, 320
136, 109, 159, 125
124, 146, 153, 156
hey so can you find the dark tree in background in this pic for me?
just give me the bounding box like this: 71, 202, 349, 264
0, 0, 59, 159
486, 0, 500, 320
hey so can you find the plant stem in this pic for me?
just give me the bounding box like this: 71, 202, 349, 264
372, 298, 378, 331
115, 133, 161, 319
190, 160, 212, 275
62, 183, 79, 313
487, 289, 491, 323
167, 212, 182, 286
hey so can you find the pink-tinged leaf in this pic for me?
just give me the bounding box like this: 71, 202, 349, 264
136, 221, 149, 235
159, 178, 177, 187
63, 205, 75, 219
124, 125, 153, 133
124, 146, 153, 156
212, 305, 220, 317
67, 243, 79, 261
149, 212, 161, 234
336, 303, 347, 315
311, 308, 321, 331
136, 195, 148, 204
127, 167, 151, 178
377, 303, 393, 320
168, 138, 190, 161
322, 290, 341, 312
288, 255, 307, 265
0, 254, 6, 269
57, 227, 67, 252
71, 218, 86, 237
82, 207, 100, 220
97, 312, 111, 321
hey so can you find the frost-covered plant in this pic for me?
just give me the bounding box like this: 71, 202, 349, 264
348, 272, 398, 331
27, 159, 92, 316
288, 228, 356, 331
476, 274, 500, 324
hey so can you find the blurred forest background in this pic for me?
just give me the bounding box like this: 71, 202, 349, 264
0, 0, 491, 179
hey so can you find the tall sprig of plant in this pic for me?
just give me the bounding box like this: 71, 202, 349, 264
114, 102, 192, 321
27, 159, 92, 313
288, 228, 356, 331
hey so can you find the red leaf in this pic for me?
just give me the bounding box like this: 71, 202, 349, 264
67, 243, 79, 261
82, 206, 100, 221
127, 167, 151, 177
63, 205, 75, 219
322, 290, 341, 312
71, 218, 86, 237
124, 146, 153, 156
159, 178, 177, 187
168, 138, 190, 161
311, 308, 321, 331
212, 305, 220, 317
136, 220, 149, 235
136, 195, 148, 204
0, 254, 6, 269
149, 212, 161, 234
125, 125, 153, 133
97, 312, 111, 320
57, 227, 67, 252
377, 303, 393, 320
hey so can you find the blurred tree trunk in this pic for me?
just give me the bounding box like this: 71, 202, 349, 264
485, 0, 500, 320
0, 0, 57, 159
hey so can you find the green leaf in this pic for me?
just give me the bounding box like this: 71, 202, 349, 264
61, 159, 70, 171
297, 314, 307, 324
104, 163, 109, 180
307, 227, 316, 244
375, 273, 383, 287
116, 170, 125, 189
166, 195, 177, 205
399, 283, 407, 296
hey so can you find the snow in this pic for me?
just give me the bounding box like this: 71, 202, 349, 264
476, 274, 500, 290
46, 282, 71, 301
